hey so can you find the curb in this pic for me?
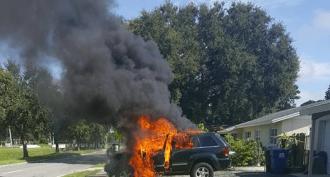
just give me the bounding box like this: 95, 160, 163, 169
56, 167, 104, 177
0, 162, 27, 168
0, 150, 104, 167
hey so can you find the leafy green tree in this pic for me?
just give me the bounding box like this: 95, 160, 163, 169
129, 2, 300, 125
301, 100, 316, 106
0, 68, 18, 146
1, 61, 49, 158
197, 123, 208, 131
0, 68, 18, 124
225, 134, 263, 166
301, 100, 323, 106
325, 85, 330, 100
129, 2, 201, 103
6, 91, 49, 158
69, 120, 91, 151
23, 66, 65, 152
89, 123, 106, 148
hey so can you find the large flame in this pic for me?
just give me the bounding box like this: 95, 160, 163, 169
129, 115, 200, 177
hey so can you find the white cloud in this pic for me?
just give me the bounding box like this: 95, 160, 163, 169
298, 10, 330, 39
296, 90, 325, 106
313, 10, 330, 31
299, 58, 330, 81
296, 58, 330, 105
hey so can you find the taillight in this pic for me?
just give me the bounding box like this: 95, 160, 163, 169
223, 147, 229, 157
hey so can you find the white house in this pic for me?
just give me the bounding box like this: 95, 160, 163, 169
218, 102, 330, 148
301, 100, 330, 175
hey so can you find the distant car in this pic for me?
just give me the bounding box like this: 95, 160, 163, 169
106, 132, 231, 177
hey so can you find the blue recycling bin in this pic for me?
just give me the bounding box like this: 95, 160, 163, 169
270, 149, 289, 174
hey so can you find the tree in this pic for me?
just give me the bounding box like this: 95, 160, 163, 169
0, 68, 19, 146
69, 120, 91, 151
301, 100, 316, 106
325, 85, 330, 100
3, 62, 49, 158
129, 2, 300, 125
6, 91, 48, 158
0, 68, 18, 125
23, 66, 65, 152
129, 2, 201, 103
89, 123, 106, 148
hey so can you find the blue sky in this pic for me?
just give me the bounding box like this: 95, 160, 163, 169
0, 0, 329, 106
114, 0, 330, 105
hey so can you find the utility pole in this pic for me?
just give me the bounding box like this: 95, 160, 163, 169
8, 126, 13, 147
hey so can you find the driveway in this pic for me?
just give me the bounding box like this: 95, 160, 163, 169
166, 167, 302, 177
0, 150, 106, 177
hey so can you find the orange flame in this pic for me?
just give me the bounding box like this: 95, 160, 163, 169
129, 116, 200, 177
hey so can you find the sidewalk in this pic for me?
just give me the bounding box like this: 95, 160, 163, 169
292, 174, 330, 177
232, 166, 265, 172
88, 170, 107, 177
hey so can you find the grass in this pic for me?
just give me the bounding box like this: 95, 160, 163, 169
62, 170, 101, 177
93, 163, 105, 168
0, 146, 53, 165
0, 146, 98, 165
70, 149, 95, 155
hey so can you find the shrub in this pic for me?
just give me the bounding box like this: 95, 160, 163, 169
225, 134, 264, 166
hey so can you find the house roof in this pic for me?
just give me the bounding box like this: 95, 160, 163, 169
219, 100, 330, 133
301, 100, 330, 118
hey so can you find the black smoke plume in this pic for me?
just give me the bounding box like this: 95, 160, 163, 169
0, 0, 194, 131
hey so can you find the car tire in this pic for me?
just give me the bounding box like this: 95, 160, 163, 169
190, 162, 214, 177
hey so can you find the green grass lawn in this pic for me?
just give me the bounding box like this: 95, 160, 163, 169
93, 163, 105, 168
0, 146, 98, 165
62, 170, 101, 177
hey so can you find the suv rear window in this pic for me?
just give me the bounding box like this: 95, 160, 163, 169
215, 133, 229, 146
198, 135, 217, 147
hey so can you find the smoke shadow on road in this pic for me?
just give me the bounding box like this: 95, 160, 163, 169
26, 152, 106, 165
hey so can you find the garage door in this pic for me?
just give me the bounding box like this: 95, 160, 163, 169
324, 120, 330, 174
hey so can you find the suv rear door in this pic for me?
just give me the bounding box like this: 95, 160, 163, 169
169, 136, 200, 173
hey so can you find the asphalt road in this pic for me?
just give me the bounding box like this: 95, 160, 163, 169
0, 150, 106, 177
168, 171, 301, 177
166, 167, 303, 177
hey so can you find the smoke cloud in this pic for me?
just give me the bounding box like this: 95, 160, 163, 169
0, 0, 194, 130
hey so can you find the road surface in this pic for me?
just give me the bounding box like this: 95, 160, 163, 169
168, 171, 301, 177
0, 150, 106, 177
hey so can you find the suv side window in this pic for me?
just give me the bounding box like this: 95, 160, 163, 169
191, 136, 199, 147
198, 135, 217, 147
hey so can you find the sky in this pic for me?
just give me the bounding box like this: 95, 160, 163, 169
0, 0, 329, 106
114, 0, 330, 106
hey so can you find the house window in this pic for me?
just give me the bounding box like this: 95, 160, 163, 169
255, 130, 261, 142
269, 128, 278, 145
244, 131, 251, 140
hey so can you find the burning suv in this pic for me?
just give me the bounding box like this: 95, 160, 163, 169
106, 132, 231, 177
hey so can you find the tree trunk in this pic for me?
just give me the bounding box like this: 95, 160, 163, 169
54, 134, 60, 153
22, 141, 29, 158
8, 127, 13, 147
55, 142, 59, 153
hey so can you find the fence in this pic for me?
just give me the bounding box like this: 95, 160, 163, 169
287, 133, 309, 172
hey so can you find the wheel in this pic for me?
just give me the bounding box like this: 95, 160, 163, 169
105, 163, 132, 177
190, 162, 214, 177
115, 170, 131, 177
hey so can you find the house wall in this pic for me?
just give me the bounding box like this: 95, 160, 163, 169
236, 123, 282, 147
232, 115, 312, 148
281, 115, 311, 136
